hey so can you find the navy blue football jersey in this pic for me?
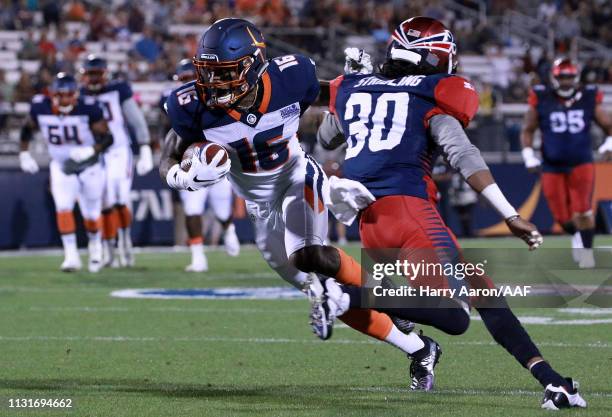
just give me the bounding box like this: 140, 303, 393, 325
165, 54, 320, 202
529, 85, 601, 172
29, 94, 104, 163
330, 72, 479, 201
81, 80, 133, 149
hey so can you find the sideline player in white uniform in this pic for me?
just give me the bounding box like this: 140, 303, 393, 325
80, 55, 154, 268
160, 20, 428, 368
19, 73, 113, 272
160, 59, 240, 272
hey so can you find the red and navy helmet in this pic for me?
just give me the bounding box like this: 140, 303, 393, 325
193, 18, 268, 107
386, 16, 457, 75
174, 58, 196, 83
50, 72, 79, 114
79, 54, 108, 92
551, 57, 580, 98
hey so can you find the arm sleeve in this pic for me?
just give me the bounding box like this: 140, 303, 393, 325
429, 114, 488, 179
317, 111, 346, 150
121, 97, 151, 145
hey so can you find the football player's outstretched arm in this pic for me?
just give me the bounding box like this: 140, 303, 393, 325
429, 114, 543, 250
594, 102, 612, 161
520, 106, 542, 172
122, 97, 154, 174
18, 117, 39, 174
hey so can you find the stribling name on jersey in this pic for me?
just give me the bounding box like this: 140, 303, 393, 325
354, 75, 425, 88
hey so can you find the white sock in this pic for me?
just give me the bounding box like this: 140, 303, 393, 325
384, 324, 425, 355
61, 233, 78, 258
87, 231, 101, 245
190, 242, 205, 264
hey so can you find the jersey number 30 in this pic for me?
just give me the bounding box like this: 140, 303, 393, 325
344, 92, 408, 159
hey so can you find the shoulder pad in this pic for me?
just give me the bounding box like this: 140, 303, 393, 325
431, 75, 479, 128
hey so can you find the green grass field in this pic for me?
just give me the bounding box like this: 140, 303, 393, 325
0, 237, 611, 417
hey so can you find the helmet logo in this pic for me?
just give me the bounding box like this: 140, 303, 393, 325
200, 53, 218, 61
407, 29, 421, 37
246, 26, 265, 49
246, 113, 257, 124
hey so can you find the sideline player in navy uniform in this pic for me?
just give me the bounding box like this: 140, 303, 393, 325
521, 57, 612, 268
160, 18, 432, 374
317, 17, 585, 409
159, 59, 240, 272
19, 73, 113, 272
80, 55, 154, 268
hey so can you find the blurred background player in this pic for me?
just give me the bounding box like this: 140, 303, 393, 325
80, 55, 154, 268
521, 57, 612, 268
19, 72, 113, 272
160, 58, 240, 272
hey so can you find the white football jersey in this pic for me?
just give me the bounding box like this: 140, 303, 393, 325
30, 95, 103, 163
81, 81, 132, 150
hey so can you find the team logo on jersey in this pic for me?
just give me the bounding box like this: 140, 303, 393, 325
110, 287, 304, 300
246, 113, 258, 124
280, 103, 300, 120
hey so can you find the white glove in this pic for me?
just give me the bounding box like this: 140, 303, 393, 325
19, 151, 39, 174
521, 147, 541, 170
598, 136, 612, 154
136, 144, 154, 176
326, 176, 376, 226
344, 47, 373, 75
166, 148, 230, 191
69, 146, 95, 163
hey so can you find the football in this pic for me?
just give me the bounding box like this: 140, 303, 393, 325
180, 141, 228, 172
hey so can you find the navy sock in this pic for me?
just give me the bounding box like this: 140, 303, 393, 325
530, 361, 568, 389
476, 302, 542, 367
561, 221, 576, 235
579, 228, 594, 248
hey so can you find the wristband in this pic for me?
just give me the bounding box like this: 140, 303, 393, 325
481, 183, 519, 219
521, 147, 535, 161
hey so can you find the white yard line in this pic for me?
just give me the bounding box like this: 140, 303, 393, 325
0, 335, 608, 349
350, 386, 612, 398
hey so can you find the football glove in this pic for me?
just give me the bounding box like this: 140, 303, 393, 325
344, 47, 373, 75
136, 144, 154, 176
19, 151, 39, 174
326, 176, 376, 226
69, 146, 95, 163
166, 148, 230, 191
521, 147, 541, 171
597, 136, 612, 159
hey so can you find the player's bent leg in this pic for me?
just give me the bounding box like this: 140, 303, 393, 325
209, 179, 240, 257
101, 179, 119, 268
180, 189, 207, 272
50, 160, 81, 272
115, 168, 134, 267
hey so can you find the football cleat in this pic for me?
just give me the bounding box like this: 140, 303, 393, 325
61, 254, 82, 273
541, 378, 587, 410
223, 224, 240, 257
185, 254, 208, 272
305, 274, 333, 340
578, 249, 595, 269
409, 332, 442, 391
